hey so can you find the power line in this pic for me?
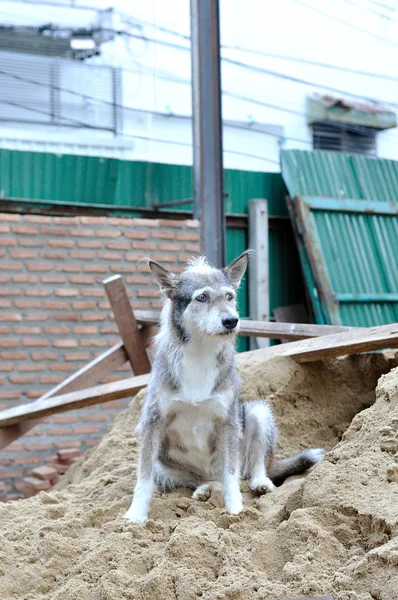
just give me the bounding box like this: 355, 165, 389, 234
291, 0, 398, 47
0, 99, 280, 164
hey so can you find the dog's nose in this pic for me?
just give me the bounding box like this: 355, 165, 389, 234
222, 315, 239, 330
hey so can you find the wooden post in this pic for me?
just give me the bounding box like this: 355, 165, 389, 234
103, 275, 152, 375
248, 198, 270, 350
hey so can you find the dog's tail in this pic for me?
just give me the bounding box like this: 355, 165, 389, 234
268, 448, 325, 486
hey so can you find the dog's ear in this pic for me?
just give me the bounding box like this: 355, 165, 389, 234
149, 260, 177, 298
223, 251, 249, 289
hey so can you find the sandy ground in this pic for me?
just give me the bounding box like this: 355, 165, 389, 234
1, 351, 398, 600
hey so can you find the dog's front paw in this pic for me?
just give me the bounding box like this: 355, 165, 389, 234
250, 476, 276, 495
124, 506, 148, 524
226, 497, 243, 514
193, 481, 222, 502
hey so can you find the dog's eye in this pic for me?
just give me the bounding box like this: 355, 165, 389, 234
226, 292, 234, 301
196, 293, 209, 303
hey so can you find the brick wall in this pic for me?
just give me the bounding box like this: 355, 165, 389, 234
0, 213, 199, 499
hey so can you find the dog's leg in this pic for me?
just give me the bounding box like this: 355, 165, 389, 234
124, 414, 161, 523
222, 402, 243, 514
242, 401, 277, 495
155, 462, 199, 491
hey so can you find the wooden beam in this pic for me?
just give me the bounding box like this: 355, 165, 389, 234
238, 322, 398, 364
240, 320, 356, 341
104, 275, 151, 375
0, 342, 128, 450
0, 374, 150, 427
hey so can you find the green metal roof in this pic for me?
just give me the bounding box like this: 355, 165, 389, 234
281, 150, 398, 327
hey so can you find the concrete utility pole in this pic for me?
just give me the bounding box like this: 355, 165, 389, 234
190, 0, 226, 268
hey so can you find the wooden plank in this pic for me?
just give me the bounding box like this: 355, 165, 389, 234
238, 322, 398, 364
0, 374, 150, 427
240, 320, 356, 341
248, 198, 269, 350
0, 342, 128, 450
104, 275, 151, 375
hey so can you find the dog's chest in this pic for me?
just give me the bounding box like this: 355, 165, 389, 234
178, 349, 219, 403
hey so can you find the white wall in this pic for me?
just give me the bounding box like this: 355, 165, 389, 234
1, 0, 398, 170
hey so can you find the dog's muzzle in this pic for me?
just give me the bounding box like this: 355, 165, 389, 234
222, 315, 239, 331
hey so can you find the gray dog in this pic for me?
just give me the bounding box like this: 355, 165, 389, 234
124, 251, 324, 523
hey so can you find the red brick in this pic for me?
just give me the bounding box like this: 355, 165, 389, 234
31, 351, 57, 361
0, 299, 11, 308
0, 363, 13, 372
44, 326, 69, 335
95, 229, 121, 239
19, 238, 45, 247
14, 326, 41, 334
186, 220, 199, 228
176, 232, 200, 241
151, 231, 175, 240
12, 274, 38, 284
64, 351, 90, 361
57, 448, 82, 461
133, 218, 157, 227
0, 326, 10, 334
124, 231, 148, 240
124, 253, 141, 262
56, 440, 82, 450
151, 253, 175, 263
46, 427, 74, 436
50, 363, 75, 372
132, 241, 156, 250
70, 228, 94, 237
53, 216, 78, 225
137, 290, 160, 298
72, 325, 97, 335
0, 224, 10, 233
23, 476, 51, 491
159, 219, 183, 228
52, 339, 78, 348
82, 313, 106, 322
126, 275, 150, 284
102, 399, 125, 409
83, 265, 108, 273
29, 465, 58, 481
25, 289, 51, 297
151, 301, 163, 309
137, 264, 151, 273
98, 250, 123, 261
0, 262, 23, 271
70, 250, 95, 260
54, 288, 79, 297
24, 215, 52, 224
26, 442, 53, 451
110, 264, 135, 273
80, 338, 106, 347
22, 338, 48, 347
9, 375, 36, 385
44, 301, 69, 310
80, 216, 106, 225
56, 264, 80, 273
40, 275, 67, 284
85, 438, 101, 448
97, 300, 110, 310
0, 340, 19, 348
1, 350, 27, 360
71, 301, 96, 310
0, 275, 9, 283
48, 239, 75, 249
75, 425, 101, 435
131, 301, 150, 309
106, 241, 130, 250
81, 413, 108, 422
1, 213, 20, 222
107, 217, 133, 226
25, 391, 43, 399
14, 456, 40, 465
40, 227, 67, 237
185, 243, 200, 252
0, 459, 11, 467
0, 249, 6, 259
10, 249, 37, 260
53, 415, 78, 424
14, 299, 41, 309
18, 363, 46, 372
158, 243, 182, 251
51, 463, 69, 474
0, 312, 22, 321
39, 375, 63, 384
40, 250, 66, 260
100, 325, 118, 334
70, 275, 95, 285
80, 288, 105, 297
0, 238, 16, 247
27, 262, 54, 272
12, 225, 38, 235
0, 469, 23, 479
54, 314, 79, 322
77, 240, 102, 249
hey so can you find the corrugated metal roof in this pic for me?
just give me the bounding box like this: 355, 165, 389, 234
281, 149, 398, 202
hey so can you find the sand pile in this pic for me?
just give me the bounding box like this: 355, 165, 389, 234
1, 352, 398, 600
